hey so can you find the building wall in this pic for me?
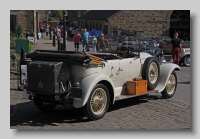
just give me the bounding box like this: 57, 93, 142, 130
10, 10, 36, 37
107, 10, 173, 37
79, 10, 175, 37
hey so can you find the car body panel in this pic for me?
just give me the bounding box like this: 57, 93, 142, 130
154, 63, 180, 92
181, 48, 190, 59
73, 73, 115, 108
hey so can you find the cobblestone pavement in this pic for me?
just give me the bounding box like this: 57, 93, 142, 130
10, 36, 190, 130
10, 89, 190, 130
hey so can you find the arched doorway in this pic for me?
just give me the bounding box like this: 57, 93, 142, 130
170, 10, 190, 41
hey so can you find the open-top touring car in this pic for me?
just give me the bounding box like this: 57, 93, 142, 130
19, 45, 180, 121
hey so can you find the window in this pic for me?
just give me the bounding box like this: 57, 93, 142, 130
10, 15, 17, 34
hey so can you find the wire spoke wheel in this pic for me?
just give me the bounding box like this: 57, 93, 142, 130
90, 88, 107, 115
83, 84, 110, 121
142, 57, 160, 90
148, 62, 158, 84
166, 74, 176, 95
161, 70, 177, 99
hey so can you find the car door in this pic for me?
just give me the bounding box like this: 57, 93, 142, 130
110, 59, 120, 86
118, 57, 141, 87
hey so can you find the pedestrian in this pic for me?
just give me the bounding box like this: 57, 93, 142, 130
26, 31, 29, 40
82, 28, 89, 52
57, 27, 61, 36
57, 34, 63, 50
46, 27, 49, 36
40, 27, 44, 38
99, 34, 106, 52
171, 32, 182, 66
30, 30, 34, 37
80, 29, 84, 43
54, 26, 57, 36
73, 31, 81, 51
71, 29, 76, 38
92, 35, 97, 52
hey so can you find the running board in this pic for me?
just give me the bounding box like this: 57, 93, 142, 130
115, 90, 158, 101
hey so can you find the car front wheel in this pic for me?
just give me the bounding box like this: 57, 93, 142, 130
183, 55, 190, 67
161, 71, 177, 99
83, 84, 110, 121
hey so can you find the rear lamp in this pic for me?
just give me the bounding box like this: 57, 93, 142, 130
74, 82, 80, 87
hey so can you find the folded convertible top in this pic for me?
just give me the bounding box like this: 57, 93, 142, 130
26, 50, 92, 67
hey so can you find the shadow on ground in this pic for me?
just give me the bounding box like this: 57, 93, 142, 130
10, 94, 163, 127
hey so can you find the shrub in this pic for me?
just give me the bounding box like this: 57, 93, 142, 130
29, 41, 34, 50
16, 24, 22, 38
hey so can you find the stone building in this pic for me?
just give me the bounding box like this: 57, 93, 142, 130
79, 10, 190, 40
10, 10, 38, 38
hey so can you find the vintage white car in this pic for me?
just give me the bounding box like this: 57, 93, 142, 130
19, 47, 180, 121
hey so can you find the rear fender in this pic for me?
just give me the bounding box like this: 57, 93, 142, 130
73, 73, 115, 108
154, 63, 180, 93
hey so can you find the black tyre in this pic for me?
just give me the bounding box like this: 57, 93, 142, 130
161, 70, 177, 99
83, 84, 110, 121
142, 57, 160, 90
33, 100, 57, 112
183, 55, 190, 67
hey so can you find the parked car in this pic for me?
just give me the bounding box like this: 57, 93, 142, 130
19, 46, 180, 121
154, 36, 171, 42
180, 48, 190, 66
139, 38, 157, 47
120, 43, 165, 61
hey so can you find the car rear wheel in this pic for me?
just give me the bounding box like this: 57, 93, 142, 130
161, 71, 177, 99
33, 99, 57, 112
142, 57, 160, 90
83, 84, 110, 121
183, 56, 190, 67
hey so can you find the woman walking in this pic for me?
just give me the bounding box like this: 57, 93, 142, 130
73, 31, 81, 51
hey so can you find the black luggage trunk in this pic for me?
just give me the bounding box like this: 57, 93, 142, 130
27, 61, 70, 94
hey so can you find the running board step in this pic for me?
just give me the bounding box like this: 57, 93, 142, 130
115, 90, 158, 101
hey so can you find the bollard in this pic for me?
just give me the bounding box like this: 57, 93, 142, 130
50, 31, 52, 40
53, 35, 55, 47
58, 41, 61, 50
60, 43, 63, 50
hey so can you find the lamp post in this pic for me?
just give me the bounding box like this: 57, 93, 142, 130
63, 10, 67, 50
49, 10, 52, 40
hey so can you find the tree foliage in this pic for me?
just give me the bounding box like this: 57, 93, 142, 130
51, 10, 63, 21
38, 10, 63, 21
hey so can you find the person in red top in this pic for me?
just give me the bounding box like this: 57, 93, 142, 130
171, 32, 182, 66
73, 31, 82, 51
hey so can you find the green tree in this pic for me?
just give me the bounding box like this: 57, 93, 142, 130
51, 10, 63, 21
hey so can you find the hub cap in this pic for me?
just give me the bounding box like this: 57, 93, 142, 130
148, 62, 158, 84
184, 57, 190, 66
166, 74, 176, 95
90, 88, 107, 115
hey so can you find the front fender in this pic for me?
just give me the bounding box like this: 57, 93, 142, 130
73, 73, 115, 108
154, 63, 180, 93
